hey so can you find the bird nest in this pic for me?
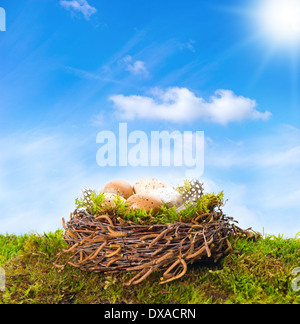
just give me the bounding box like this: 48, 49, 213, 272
53, 208, 255, 286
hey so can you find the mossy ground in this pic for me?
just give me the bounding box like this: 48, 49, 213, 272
1, 230, 300, 304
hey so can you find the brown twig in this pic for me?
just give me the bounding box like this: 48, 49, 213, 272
53, 209, 256, 285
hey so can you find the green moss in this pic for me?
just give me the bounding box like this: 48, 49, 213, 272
74, 189, 225, 225
0, 234, 29, 265
1, 231, 300, 304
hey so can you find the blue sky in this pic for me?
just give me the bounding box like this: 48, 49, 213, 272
0, 0, 300, 236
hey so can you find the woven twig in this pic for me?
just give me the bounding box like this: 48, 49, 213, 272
54, 209, 255, 285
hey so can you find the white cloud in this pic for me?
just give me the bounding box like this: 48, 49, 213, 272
260, 146, 300, 167
110, 87, 271, 125
203, 125, 300, 237
0, 130, 104, 235
123, 55, 149, 77
179, 40, 196, 52
221, 183, 264, 232
206, 125, 300, 169
60, 0, 97, 19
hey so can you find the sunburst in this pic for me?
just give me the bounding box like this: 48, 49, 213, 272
256, 0, 300, 48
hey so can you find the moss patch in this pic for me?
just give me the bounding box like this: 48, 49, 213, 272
1, 231, 300, 304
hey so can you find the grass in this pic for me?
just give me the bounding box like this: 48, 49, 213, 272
1, 230, 300, 304
1, 183, 299, 304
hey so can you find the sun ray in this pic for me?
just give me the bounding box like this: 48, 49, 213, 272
255, 0, 300, 49
289, 48, 299, 114
240, 0, 300, 89
247, 47, 276, 89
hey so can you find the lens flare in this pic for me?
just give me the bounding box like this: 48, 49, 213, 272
256, 0, 300, 47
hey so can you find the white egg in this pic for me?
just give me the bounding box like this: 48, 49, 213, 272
133, 178, 167, 195
102, 193, 125, 209
150, 188, 184, 208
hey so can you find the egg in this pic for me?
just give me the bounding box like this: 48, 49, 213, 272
126, 194, 163, 213
150, 188, 184, 208
133, 178, 167, 195
102, 193, 126, 209
103, 180, 133, 199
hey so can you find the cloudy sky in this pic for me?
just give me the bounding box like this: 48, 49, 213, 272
0, 0, 300, 236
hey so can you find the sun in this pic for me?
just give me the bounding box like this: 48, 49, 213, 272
256, 0, 300, 48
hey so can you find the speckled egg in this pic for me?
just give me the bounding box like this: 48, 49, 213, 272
150, 188, 184, 208
126, 194, 163, 213
133, 178, 167, 195
103, 180, 133, 199
102, 193, 126, 209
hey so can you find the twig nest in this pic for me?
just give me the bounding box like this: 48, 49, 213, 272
102, 193, 126, 209
133, 178, 167, 195
126, 194, 164, 213
150, 188, 184, 208
103, 180, 133, 199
